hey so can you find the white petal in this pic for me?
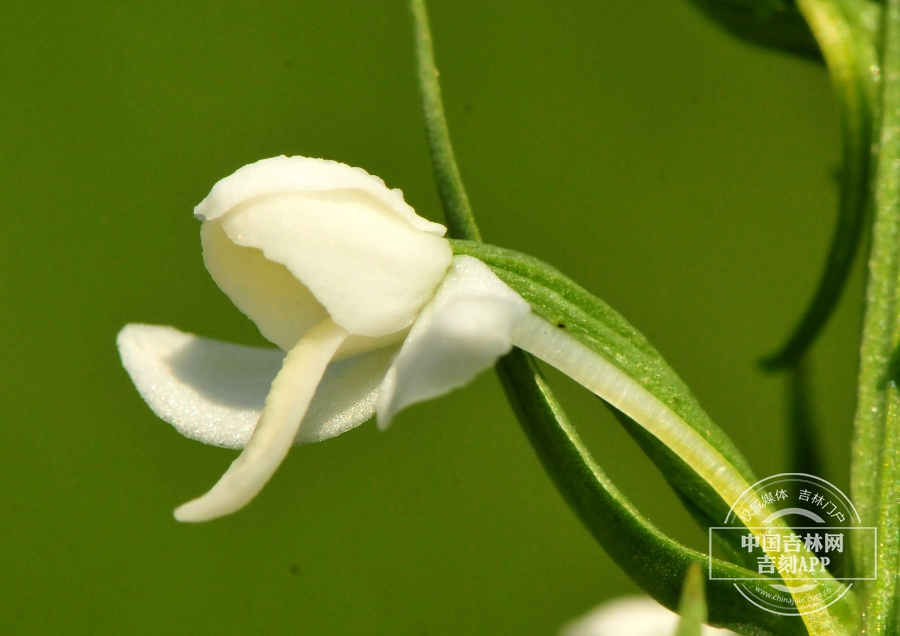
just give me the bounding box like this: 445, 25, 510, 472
117, 324, 395, 450
201, 220, 329, 351
559, 597, 736, 636
220, 190, 452, 337
117, 324, 284, 450
377, 255, 530, 426
194, 155, 447, 236
175, 320, 348, 522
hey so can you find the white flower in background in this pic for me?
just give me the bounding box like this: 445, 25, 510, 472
118, 156, 531, 522
559, 597, 737, 636
118, 155, 701, 523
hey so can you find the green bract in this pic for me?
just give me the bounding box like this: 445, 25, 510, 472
454, 239, 859, 635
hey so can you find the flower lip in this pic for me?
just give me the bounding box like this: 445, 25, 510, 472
194, 155, 447, 237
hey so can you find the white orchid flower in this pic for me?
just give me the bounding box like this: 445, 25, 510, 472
559, 597, 737, 636
118, 156, 535, 522
118, 155, 725, 523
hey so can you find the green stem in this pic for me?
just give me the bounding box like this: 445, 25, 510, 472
764, 0, 873, 370
407, 3, 796, 629
869, 404, 900, 634
853, 0, 900, 631
410, 0, 481, 242
406, 1, 865, 631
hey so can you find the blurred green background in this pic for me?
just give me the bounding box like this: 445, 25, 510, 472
0, 1, 860, 634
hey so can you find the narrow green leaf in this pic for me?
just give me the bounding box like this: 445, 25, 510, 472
452, 239, 756, 528
407, 0, 862, 629
762, 0, 876, 370
455, 239, 859, 632
675, 565, 707, 636
496, 350, 806, 636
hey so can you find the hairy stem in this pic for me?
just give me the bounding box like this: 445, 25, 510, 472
853, 0, 900, 631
